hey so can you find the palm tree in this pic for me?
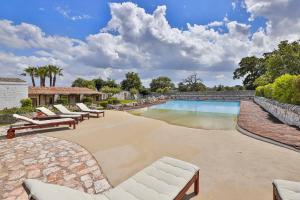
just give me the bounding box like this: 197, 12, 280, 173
46, 65, 57, 87
52, 66, 63, 87
36, 66, 48, 87
21, 66, 37, 87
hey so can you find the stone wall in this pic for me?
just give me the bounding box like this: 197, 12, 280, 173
169, 90, 255, 101
0, 82, 28, 109
254, 96, 300, 128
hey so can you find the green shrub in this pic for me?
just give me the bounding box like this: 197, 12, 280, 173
130, 88, 138, 95
82, 97, 93, 105
263, 83, 274, 99
107, 97, 120, 105
20, 98, 33, 108
255, 86, 264, 96
291, 75, 300, 105
0, 107, 34, 115
56, 97, 68, 105
99, 101, 108, 108
273, 74, 296, 104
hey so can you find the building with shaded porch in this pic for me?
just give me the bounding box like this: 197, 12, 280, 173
28, 87, 107, 107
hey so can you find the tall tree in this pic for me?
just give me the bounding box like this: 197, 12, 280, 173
233, 56, 266, 89
71, 78, 95, 89
178, 73, 206, 92
93, 78, 118, 91
121, 72, 142, 91
36, 66, 48, 87
150, 76, 174, 92
21, 66, 37, 87
52, 66, 63, 87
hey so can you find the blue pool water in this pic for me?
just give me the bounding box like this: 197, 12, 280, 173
151, 100, 240, 115
129, 100, 240, 130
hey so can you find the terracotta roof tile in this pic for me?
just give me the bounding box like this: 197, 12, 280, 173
29, 87, 101, 95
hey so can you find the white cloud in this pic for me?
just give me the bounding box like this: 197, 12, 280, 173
0, 1, 299, 87
55, 6, 92, 21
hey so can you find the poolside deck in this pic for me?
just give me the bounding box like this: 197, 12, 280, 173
238, 101, 300, 151
43, 110, 300, 200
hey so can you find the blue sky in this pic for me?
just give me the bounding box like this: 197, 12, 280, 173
0, 0, 265, 39
0, 0, 298, 86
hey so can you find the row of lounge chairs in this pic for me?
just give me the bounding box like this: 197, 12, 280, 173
6, 103, 105, 139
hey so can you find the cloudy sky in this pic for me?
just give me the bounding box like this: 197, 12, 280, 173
0, 0, 299, 87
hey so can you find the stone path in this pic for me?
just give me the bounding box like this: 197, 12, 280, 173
0, 135, 111, 200
238, 101, 300, 151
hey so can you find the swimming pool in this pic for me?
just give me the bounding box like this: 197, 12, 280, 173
129, 100, 240, 130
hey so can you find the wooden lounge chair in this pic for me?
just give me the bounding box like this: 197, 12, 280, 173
6, 114, 76, 139
36, 107, 82, 122
54, 104, 90, 119
22, 157, 200, 200
273, 179, 300, 200
76, 103, 105, 118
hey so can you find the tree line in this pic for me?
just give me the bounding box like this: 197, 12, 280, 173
71, 72, 245, 94
233, 40, 300, 89
22, 65, 63, 87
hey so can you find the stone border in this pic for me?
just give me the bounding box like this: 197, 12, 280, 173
254, 97, 300, 128
236, 124, 300, 153
0, 135, 111, 200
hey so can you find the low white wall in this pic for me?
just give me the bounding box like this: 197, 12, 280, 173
254, 96, 300, 128
0, 82, 28, 109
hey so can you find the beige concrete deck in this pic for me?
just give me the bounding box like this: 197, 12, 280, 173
45, 110, 300, 200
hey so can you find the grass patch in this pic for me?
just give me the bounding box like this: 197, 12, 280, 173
120, 100, 137, 104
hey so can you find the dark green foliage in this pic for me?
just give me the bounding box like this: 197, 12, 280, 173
178, 73, 206, 92
233, 56, 266, 89
71, 78, 96, 89
99, 101, 108, 108
150, 76, 174, 92
56, 97, 69, 105
234, 40, 300, 89
93, 78, 119, 91
20, 98, 33, 108
0, 107, 34, 115
121, 72, 142, 91
82, 97, 93, 105
139, 87, 150, 96
107, 97, 120, 105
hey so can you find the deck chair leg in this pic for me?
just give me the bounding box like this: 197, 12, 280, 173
73, 122, 76, 129
194, 171, 199, 195
6, 129, 16, 139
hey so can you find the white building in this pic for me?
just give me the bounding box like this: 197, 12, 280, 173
0, 78, 28, 109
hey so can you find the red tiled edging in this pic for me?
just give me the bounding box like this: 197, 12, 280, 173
0, 135, 111, 200
238, 101, 300, 152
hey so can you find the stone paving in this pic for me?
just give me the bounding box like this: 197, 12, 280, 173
238, 101, 300, 150
0, 135, 111, 200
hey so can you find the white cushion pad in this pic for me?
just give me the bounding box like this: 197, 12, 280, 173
24, 157, 199, 200
273, 179, 300, 200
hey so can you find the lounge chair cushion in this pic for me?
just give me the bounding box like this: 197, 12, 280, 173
77, 103, 104, 113
273, 179, 300, 200
23, 157, 199, 200
36, 107, 56, 116
13, 114, 74, 125
54, 104, 87, 115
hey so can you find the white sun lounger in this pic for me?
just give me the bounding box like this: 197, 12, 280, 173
36, 107, 82, 121
6, 114, 76, 139
273, 179, 300, 200
23, 157, 200, 200
76, 103, 105, 118
54, 104, 90, 119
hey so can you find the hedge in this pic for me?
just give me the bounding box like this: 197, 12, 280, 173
255, 74, 300, 105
